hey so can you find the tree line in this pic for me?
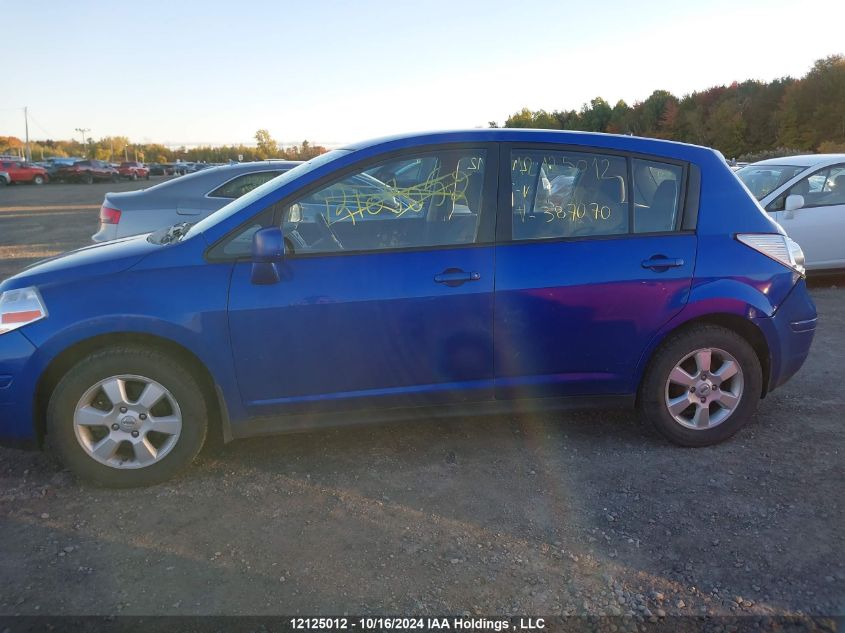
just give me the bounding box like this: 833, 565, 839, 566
0, 129, 327, 164
492, 55, 845, 161
3, 56, 843, 164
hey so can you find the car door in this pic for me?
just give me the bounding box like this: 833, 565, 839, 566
494, 144, 697, 398
225, 145, 498, 420
769, 163, 845, 269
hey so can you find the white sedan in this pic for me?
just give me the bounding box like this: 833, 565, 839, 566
737, 154, 845, 272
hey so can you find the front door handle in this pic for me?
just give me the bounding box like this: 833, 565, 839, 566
434, 268, 481, 286
641, 256, 684, 271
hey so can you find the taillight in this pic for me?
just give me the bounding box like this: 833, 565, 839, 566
100, 206, 122, 224
737, 233, 806, 275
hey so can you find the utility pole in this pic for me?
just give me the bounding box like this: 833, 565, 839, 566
24, 107, 31, 162
74, 127, 90, 156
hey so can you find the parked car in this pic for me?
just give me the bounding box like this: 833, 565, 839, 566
147, 162, 166, 176
117, 161, 150, 181
55, 160, 120, 184
38, 158, 82, 179
0, 171, 9, 186
162, 163, 187, 176
736, 154, 845, 271
92, 160, 301, 242
0, 160, 49, 185
0, 130, 816, 487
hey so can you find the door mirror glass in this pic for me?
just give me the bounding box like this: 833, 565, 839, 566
785, 194, 805, 212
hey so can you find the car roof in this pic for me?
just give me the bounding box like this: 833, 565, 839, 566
749, 154, 845, 168
342, 129, 717, 158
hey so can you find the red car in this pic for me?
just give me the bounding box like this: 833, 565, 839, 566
55, 160, 119, 184
0, 160, 49, 185
118, 161, 150, 181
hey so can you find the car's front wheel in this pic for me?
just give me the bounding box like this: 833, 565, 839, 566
639, 325, 762, 446
33, 175, 45, 185
47, 346, 208, 487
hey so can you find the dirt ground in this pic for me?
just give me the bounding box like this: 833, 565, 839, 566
0, 181, 842, 619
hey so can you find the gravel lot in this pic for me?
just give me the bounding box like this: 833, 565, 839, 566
0, 181, 842, 619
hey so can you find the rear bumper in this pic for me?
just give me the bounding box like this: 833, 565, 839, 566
753, 278, 817, 392
0, 330, 39, 446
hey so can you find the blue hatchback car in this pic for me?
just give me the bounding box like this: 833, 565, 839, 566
0, 130, 817, 487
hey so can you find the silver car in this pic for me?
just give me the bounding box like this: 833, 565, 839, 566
92, 160, 301, 242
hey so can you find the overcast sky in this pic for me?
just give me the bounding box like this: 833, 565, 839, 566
2, 0, 843, 148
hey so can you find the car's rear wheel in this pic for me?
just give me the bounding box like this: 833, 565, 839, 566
639, 325, 762, 446
131, 172, 138, 181
110, 173, 119, 183
83, 172, 94, 185
33, 175, 45, 185
47, 346, 208, 487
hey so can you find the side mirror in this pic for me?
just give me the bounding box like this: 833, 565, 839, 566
785, 194, 805, 212
251, 226, 284, 285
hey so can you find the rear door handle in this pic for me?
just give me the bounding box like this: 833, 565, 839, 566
641, 257, 684, 270
434, 268, 481, 286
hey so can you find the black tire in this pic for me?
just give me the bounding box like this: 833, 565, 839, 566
131, 172, 138, 181
47, 346, 208, 487
110, 173, 119, 183
145, 173, 150, 180
638, 325, 762, 447
33, 175, 45, 185
83, 172, 94, 185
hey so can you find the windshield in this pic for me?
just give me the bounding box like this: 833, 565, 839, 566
184, 149, 351, 239
736, 164, 806, 200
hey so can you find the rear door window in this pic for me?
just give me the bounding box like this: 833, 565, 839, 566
511, 150, 628, 239
509, 149, 687, 240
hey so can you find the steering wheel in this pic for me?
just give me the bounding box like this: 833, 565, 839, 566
316, 213, 344, 250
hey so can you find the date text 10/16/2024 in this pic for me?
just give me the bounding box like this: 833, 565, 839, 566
290, 617, 546, 631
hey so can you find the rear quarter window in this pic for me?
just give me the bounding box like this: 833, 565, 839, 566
208, 171, 283, 199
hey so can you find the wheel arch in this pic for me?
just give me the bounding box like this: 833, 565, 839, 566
635, 312, 771, 403
33, 332, 226, 447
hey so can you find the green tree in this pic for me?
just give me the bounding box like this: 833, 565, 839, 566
779, 55, 845, 149
254, 129, 279, 158
580, 97, 612, 132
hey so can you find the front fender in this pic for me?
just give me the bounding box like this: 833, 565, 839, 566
5, 257, 250, 442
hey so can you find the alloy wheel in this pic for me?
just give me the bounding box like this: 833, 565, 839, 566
73, 374, 182, 469
664, 347, 744, 430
